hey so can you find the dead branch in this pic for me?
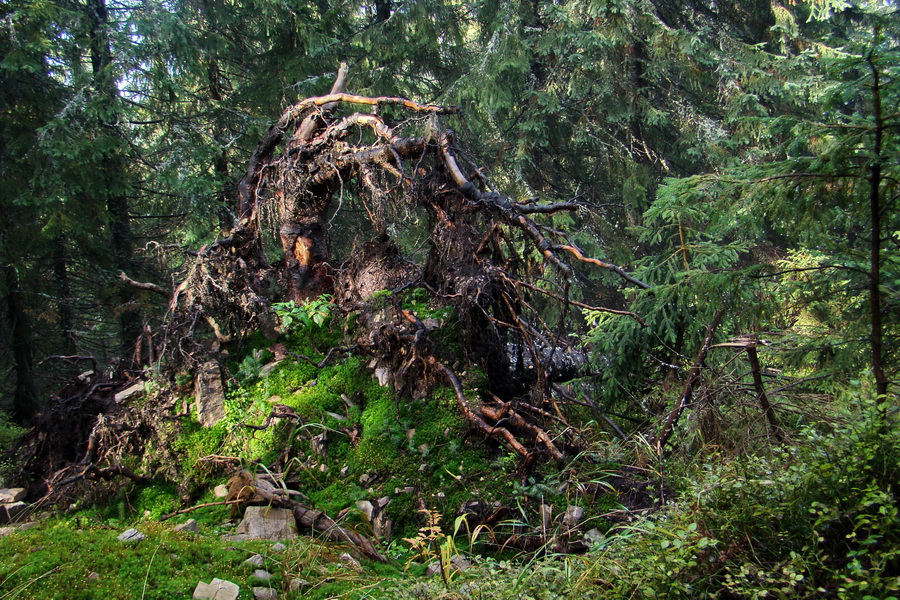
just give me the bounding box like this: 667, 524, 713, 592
654, 309, 724, 452
118, 271, 171, 299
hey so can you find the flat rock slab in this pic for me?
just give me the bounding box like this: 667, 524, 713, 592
0, 488, 26, 503
117, 528, 146, 543
234, 506, 297, 541
250, 569, 272, 582
114, 382, 144, 403
244, 554, 265, 567
193, 578, 239, 600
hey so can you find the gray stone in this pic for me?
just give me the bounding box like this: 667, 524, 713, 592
174, 519, 200, 533
259, 361, 281, 378
213, 484, 229, 498
0, 501, 27, 525
288, 579, 310, 592
540, 504, 553, 530
449, 554, 470, 572
563, 505, 584, 528
117, 528, 145, 543
244, 554, 265, 567
0, 488, 26, 503
114, 382, 144, 403
374, 366, 391, 387
270, 542, 287, 552
583, 528, 604, 546
87, 572, 100, 581
234, 506, 297, 541
356, 500, 374, 522
192, 578, 240, 600
425, 562, 441, 577
195, 361, 226, 427
253, 587, 278, 600
251, 569, 272, 582
339, 552, 361, 571
311, 432, 328, 456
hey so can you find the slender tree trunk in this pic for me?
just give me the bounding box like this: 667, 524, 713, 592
52, 236, 77, 355
866, 50, 888, 398
4, 267, 38, 425
745, 345, 784, 442
87, 0, 141, 353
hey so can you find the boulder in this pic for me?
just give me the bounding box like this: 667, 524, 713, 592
117, 528, 146, 543
234, 506, 297, 541
0, 488, 26, 503
253, 587, 278, 600
563, 505, 584, 528
174, 519, 200, 533
250, 569, 272, 582
192, 578, 239, 600
195, 361, 226, 427
244, 554, 265, 567
0, 501, 27, 525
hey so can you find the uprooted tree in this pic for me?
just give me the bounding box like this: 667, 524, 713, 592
164, 66, 647, 462
9, 68, 650, 531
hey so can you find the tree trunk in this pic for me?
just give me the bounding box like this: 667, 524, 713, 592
4, 266, 38, 425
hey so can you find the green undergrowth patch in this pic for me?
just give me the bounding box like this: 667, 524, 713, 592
0, 518, 408, 600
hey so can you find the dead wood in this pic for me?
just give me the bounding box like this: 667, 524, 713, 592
654, 309, 724, 452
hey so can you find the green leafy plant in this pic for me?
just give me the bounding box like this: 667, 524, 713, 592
273, 295, 333, 331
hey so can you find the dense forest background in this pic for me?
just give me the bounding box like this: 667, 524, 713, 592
2, 0, 896, 420
0, 0, 898, 598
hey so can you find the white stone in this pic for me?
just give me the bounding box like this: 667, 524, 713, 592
288, 579, 310, 592
234, 506, 297, 541
192, 578, 239, 600
251, 569, 272, 582
213, 484, 229, 498
270, 542, 287, 552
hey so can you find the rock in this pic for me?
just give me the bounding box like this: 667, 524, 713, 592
449, 554, 470, 572
425, 562, 441, 577
213, 484, 229, 498
250, 569, 272, 582
192, 578, 239, 600
310, 432, 328, 456
195, 361, 226, 427
338, 552, 362, 571
374, 366, 391, 387
356, 500, 374, 522
114, 382, 144, 403
253, 588, 278, 600
117, 528, 145, 543
0, 488, 26, 503
288, 579, 310, 592
270, 542, 287, 552
87, 572, 100, 581
563, 505, 584, 528
174, 519, 200, 533
0, 501, 27, 525
259, 361, 281, 378
540, 504, 553, 530
234, 506, 297, 541
244, 554, 265, 567
583, 528, 604, 546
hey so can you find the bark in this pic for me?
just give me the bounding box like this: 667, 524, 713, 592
52, 236, 77, 355
87, 0, 141, 354
867, 50, 888, 398
745, 345, 784, 442
4, 266, 38, 425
